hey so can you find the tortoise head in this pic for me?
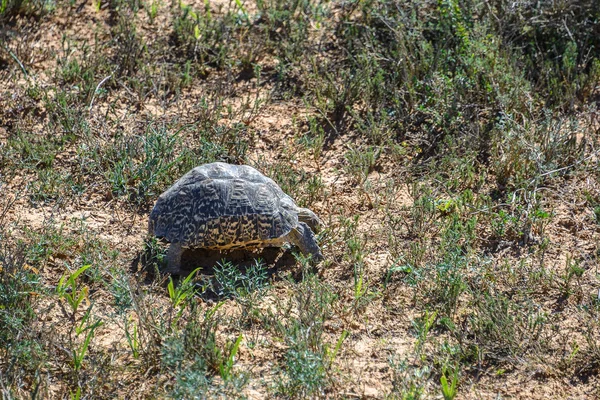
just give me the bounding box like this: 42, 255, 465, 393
297, 207, 323, 233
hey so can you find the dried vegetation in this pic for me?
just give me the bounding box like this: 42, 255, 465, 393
1, 0, 600, 398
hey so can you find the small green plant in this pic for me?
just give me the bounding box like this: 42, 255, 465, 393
124, 316, 140, 359
7, 129, 59, 169
462, 288, 549, 364
272, 274, 339, 397
389, 357, 431, 399
352, 262, 367, 300
213, 259, 269, 299
350, 261, 377, 311
146, 0, 158, 22
343, 145, 380, 185
560, 255, 585, 298
29, 169, 83, 204
56, 264, 92, 317
344, 227, 375, 308
140, 236, 166, 272
0, 0, 55, 18
0, 237, 46, 392
55, 264, 103, 375
594, 206, 600, 224
219, 333, 243, 380
72, 307, 103, 372
109, 269, 133, 313
298, 117, 326, 163
105, 125, 187, 204
167, 267, 201, 311
440, 366, 459, 400
172, 0, 236, 67
413, 311, 437, 359
326, 329, 348, 365
44, 90, 89, 139
160, 300, 247, 396
405, 183, 438, 239
278, 344, 328, 397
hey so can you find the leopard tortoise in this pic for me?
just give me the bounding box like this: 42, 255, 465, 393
149, 162, 323, 273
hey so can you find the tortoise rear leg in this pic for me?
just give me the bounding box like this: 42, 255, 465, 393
165, 242, 184, 274
287, 222, 323, 263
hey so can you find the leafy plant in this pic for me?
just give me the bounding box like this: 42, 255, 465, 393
389, 357, 431, 399
440, 366, 459, 400
219, 333, 243, 380
212, 259, 269, 299
56, 264, 92, 317
72, 309, 103, 372
167, 267, 202, 326
343, 145, 380, 185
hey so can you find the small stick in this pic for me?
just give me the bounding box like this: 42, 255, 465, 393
1, 41, 28, 77
88, 74, 113, 114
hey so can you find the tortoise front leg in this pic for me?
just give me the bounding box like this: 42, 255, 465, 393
288, 222, 323, 263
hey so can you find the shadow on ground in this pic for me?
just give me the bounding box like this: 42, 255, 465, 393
179, 246, 298, 275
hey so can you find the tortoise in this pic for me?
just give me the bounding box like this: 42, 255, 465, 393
148, 162, 323, 273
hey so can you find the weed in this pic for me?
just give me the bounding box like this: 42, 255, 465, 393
219, 333, 243, 380
212, 259, 269, 299
0, 236, 45, 394
0, 0, 54, 18
271, 274, 340, 396
111, 14, 146, 78
256, 0, 328, 84
560, 255, 585, 299
71, 307, 103, 372
56, 264, 92, 318
141, 236, 166, 273
7, 129, 59, 169
55, 265, 103, 373
105, 124, 187, 203
278, 344, 328, 397
343, 145, 380, 185
167, 267, 202, 325
29, 169, 84, 204
298, 116, 326, 163
172, 0, 237, 68
44, 90, 89, 139
440, 365, 459, 400
161, 300, 248, 396
594, 206, 600, 225
124, 316, 140, 359
255, 159, 325, 207
389, 357, 431, 399
346, 233, 377, 310
413, 310, 437, 360
460, 288, 549, 364
2, 0, 600, 396
145, 0, 159, 23
405, 183, 438, 239
24, 223, 78, 268
489, 1, 600, 107
567, 301, 600, 381
310, 64, 365, 132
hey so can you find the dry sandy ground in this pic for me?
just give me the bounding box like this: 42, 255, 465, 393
1, 1, 599, 398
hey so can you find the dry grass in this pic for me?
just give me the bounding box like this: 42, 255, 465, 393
1, 0, 600, 398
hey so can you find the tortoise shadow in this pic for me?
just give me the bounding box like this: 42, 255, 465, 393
133, 242, 302, 299
179, 247, 297, 275
182, 247, 299, 302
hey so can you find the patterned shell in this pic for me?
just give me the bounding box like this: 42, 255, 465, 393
149, 163, 300, 248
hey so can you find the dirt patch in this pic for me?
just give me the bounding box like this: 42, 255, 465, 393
2, 2, 600, 399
